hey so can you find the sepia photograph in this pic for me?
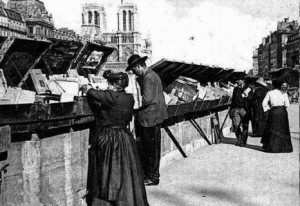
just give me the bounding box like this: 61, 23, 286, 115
0, 0, 299, 205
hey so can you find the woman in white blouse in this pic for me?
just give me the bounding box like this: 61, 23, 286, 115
261, 80, 293, 153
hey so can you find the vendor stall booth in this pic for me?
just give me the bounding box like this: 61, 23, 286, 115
150, 59, 243, 159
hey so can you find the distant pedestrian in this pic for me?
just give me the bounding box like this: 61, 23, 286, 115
281, 82, 288, 94
126, 54, 168, 186
252, 77, 270, 137
262, 80, 293, 153
230, 78, 253, 147
83, 70, 149, 206
264, 77, 273, 90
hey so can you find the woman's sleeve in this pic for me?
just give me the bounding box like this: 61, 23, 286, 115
283, 93, 290, 108
262, 92, 271, 112
86, 88, 112, 106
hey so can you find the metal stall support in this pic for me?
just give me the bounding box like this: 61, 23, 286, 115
189, 119, 212, 145
163, 125, 187, 158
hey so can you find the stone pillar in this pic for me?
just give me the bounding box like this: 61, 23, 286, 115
22, 134, 41, 206
103, 11, 107, 31
133, 12, 138, 31
99, 11, 102, 27
63, 133, 73, 206
132, 12, 135, 31
120, 11, 123, 31
85, 11, 88, 25
118, 33, 123, 61
117, 13, 120, 31
92, 10, 95, 25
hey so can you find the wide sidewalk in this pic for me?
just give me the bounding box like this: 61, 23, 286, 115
147, 104, 299, 206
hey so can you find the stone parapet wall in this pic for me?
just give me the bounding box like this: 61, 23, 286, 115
0, 109, 231, 205
0, 130, 89, 206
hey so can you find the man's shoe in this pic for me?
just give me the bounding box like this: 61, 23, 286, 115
240, 143, 246, 147
144, 178, 159, 186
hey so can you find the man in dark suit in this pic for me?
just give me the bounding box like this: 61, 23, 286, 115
230, 78, 253, 147
126, 54, 168, 186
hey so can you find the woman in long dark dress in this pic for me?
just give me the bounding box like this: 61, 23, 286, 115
262, 80, 293, 153
252, 77, 269, 137
83, 70, 149, 206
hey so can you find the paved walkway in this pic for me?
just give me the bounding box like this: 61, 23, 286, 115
147, 104, 299, 206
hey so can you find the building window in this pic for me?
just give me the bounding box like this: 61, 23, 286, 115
94, 11, 99, 25
128, 11, 132, 31
123, 10, 126, 31
29, 26, 33, 34
88, 11, 92, 24
82, 14, 85, 24
36, 27, 40, 36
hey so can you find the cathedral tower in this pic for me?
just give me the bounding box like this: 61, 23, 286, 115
81, 3, 107, 41
117, 1, 138, 32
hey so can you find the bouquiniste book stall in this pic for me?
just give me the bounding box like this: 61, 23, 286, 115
0, 37, 115, 205
0, 37, 114, 134
0, 37, 245, 205
150, 59, 245, 157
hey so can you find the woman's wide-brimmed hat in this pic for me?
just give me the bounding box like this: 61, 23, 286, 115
256, 77, 267, 87
125, 54, 148, 71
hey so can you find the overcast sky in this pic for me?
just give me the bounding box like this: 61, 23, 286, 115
4, 0, 299, 71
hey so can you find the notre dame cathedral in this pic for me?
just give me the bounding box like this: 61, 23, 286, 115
81, 0, 152, 69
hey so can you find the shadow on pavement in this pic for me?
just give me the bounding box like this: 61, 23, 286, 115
186, 186, 261, 206
245, 144, 264, 152
148, 190, 188, 206
220, 136, 264, 152
220, 136, 237, 145
291, 132, 299, 141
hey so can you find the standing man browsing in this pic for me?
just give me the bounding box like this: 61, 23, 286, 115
230, 78, 253, 147
126, 54, 168, 186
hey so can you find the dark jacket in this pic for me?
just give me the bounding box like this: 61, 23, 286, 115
87, 89, 134, 128
137, 69, 168, 127
231, 86, 253, 112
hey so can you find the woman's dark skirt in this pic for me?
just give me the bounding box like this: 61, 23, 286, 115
253, 101, 268, 136
261, 106, 293, 153
87, 126, 149, 206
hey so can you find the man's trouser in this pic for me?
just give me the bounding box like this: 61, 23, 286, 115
231, 108, 249, 145
136, 124, 161, 181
